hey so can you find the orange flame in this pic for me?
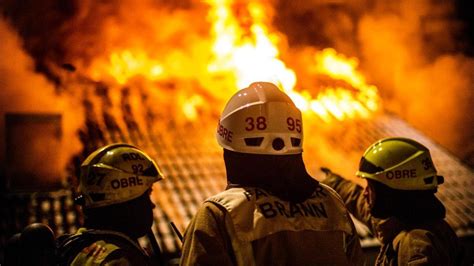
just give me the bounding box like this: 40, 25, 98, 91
90, 50, 164, 84
305, 48, 379, 121
207, 1, 379, 122
87, 1, 379, 122
207, 1, 296, 92
181, 94, 204, 121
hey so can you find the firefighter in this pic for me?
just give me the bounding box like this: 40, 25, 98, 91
322, 137, 463, 265
180, 82, 364, 265
57, 143, 165, 265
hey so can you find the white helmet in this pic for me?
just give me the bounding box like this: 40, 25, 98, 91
79, 143, 163, 208
217, 82, 303, 155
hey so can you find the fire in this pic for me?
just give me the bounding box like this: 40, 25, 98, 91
181, 94, 205, 121
207, 1, 296, 92
86, 1, 379, 122
90, 50, 164, 85
206, 0, 379, 122
298, 48, 380, 121
312, 49, 379, 113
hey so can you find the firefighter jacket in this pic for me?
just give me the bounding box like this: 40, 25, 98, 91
56, 227, 150, 266
322, 172, 463, 265
180, 184, 364, 266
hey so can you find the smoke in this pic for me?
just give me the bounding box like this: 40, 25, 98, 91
357, 0, 474, 166
276, 0, 474, 167
0, 17, 83, 189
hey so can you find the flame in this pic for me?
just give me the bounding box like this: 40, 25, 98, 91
207, 1, 296, 92
90, 50, 164, 84
312, 48, 379, 111
206, 1, 379, 122
182, 94, 204, 121
87, 1, 379, 122
304, 48, 380, 121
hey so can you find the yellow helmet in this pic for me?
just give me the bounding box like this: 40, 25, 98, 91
356, 137, 443, 190
79, 143, 163, 208
217, 82, 303, 155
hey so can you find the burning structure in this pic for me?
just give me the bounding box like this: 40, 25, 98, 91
1, 0, 473, 263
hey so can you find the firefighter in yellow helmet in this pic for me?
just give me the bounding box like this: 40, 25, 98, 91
57, 143, 164, 265
180, 82, 364, 265
322, 137, 463, 265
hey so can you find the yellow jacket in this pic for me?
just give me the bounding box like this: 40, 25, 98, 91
180, 185, 364, 266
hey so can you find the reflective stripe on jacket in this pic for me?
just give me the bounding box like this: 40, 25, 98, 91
68, 228, 127, 266
58, 228, 150, 266
322, 172, 463, 265
71, 240, 123, 265
180, 185, 364, 266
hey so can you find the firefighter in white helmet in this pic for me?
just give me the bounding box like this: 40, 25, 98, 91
56, 143, 164, 265
180, 82, 364, 265
322, 137, 463, 265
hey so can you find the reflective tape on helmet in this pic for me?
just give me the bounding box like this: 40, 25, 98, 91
356, 137, 440, 190
79, 143, 163, 208
216, 82, 303, 155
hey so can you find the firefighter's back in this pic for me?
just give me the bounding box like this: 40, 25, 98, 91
182, 184, 364, 266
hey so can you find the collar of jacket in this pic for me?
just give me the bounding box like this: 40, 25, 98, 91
375, 217, 406, 244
